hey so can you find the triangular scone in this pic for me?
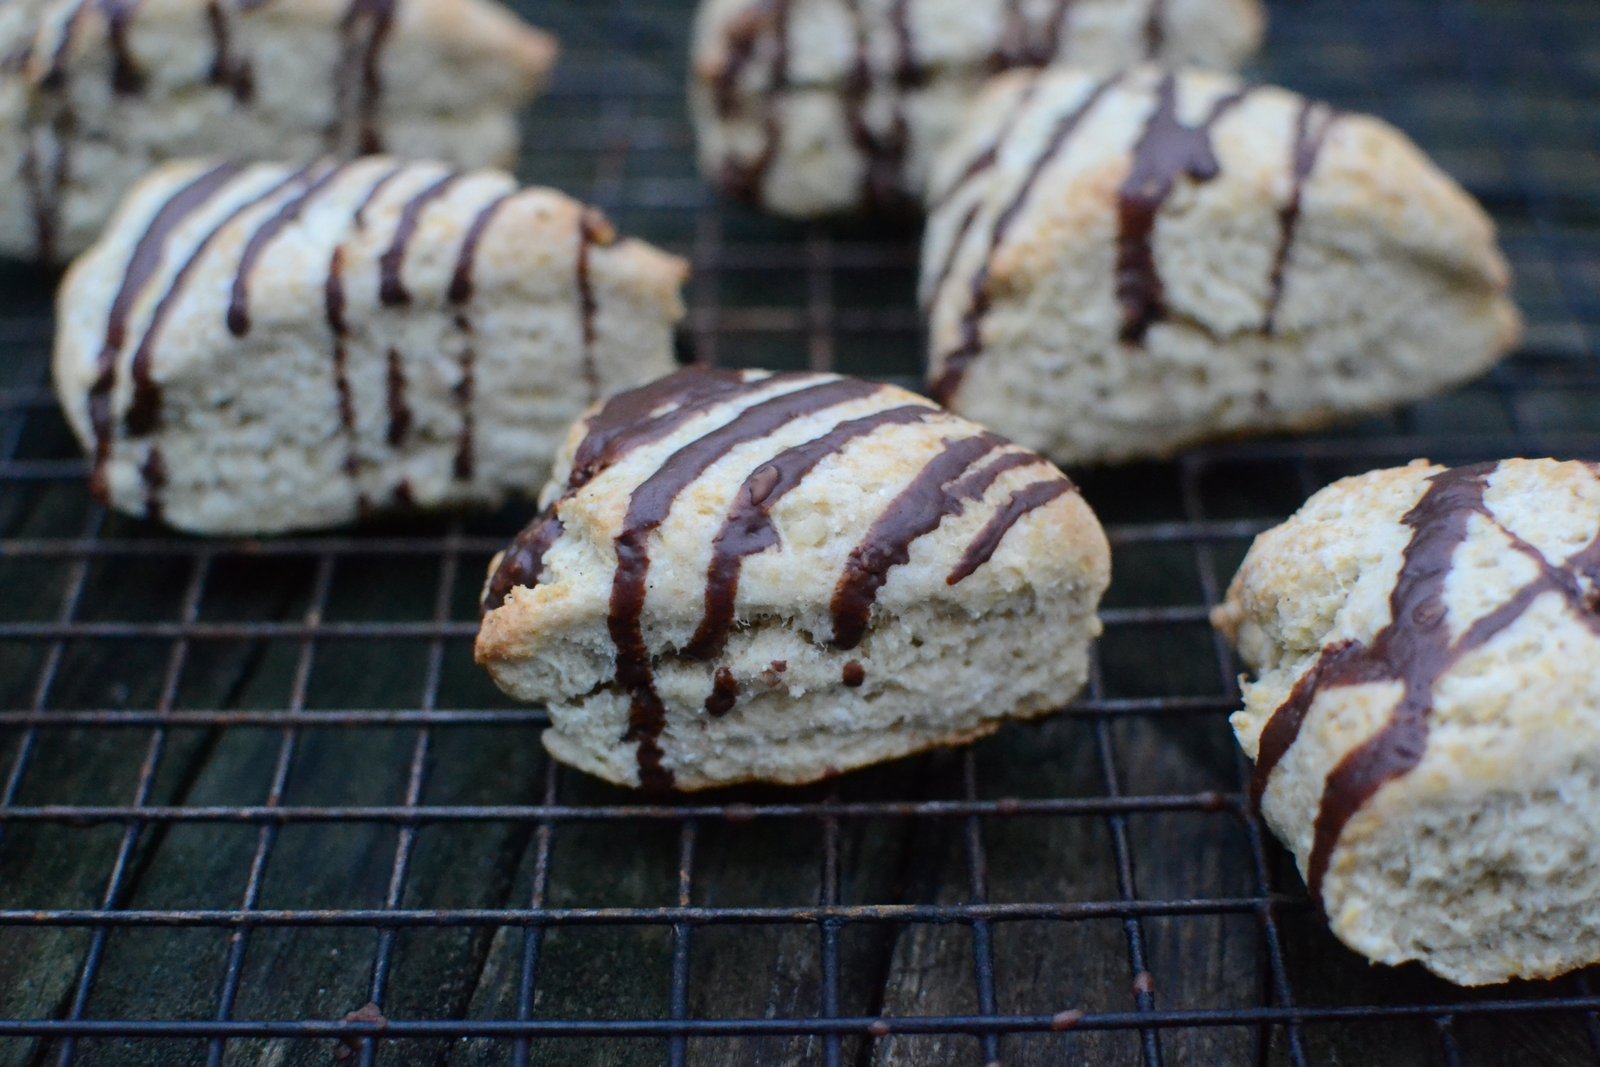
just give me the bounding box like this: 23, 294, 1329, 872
54, 158, 687, 535
0, 0, 556, 262
476, 367, 1111, 791
923, 66, 1522, 464
691, 0, 1264, 217
1215, 459, 1600, 986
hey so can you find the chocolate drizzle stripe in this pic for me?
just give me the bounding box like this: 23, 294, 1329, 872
352, 163, 406, 229
87, 162, 241, 498
928, 76, 1043, 212
139, 446, 166, 523
566, 368, 756, 491
453, 322, 475, 482
948, 478, 1072, 585
923, 203, 981, 315
1143, 0, 1168, 57
205, 0, 253, 102
575, 210, 605, 402
385, 347, 411, 446
227, 163, 346, 336
946, 450, 1041, 504
124, 168, 314, 441
931, 75, 1116, 405
1263, 102, 1337, 334
841, 0, 910, 212
1250, 462, 1600, 904
482, 509, 564, 612
448, 191, 515, 305
339, 0, 397, 154
687, 402, 938, 660
1117, 76, 1248, 344
324, 245, 360, 481
830, 431, 1006, 650
379, 172, 462, 307
610, 376, 884, 789
715, 0, 791, 205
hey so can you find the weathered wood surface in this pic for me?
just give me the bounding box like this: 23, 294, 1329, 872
2, 0, 1599, 1064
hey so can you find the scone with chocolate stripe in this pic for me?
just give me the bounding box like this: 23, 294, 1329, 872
476, 367, 1111, 791
691, 0, 1264, 218
1215, 459, 1600, 986
924, 66, 1521, 465
0, 0, 556, 262
54, 157, 686, 535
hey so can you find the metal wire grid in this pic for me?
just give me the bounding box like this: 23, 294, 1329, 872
0, 0, 1594, 1064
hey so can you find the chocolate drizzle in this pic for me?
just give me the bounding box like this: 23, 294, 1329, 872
324, 245, 361, 479
575, 209, 610, 402
993, 0, 1075, 68
608, 377, 882, 788
948, 478, 1071, 585
453, 316, 475, 482
483, 509, 564, 611
336, 0, 396, 154
687, 403, 937, 660
830, 432, 1005, 650
841, 0, 912, 212
384, 348, 411, 446
1252, 463, 1600, 903
1142, 0, 1168, 57
706, 667, 740, 716
931, 76, 1115, 404
714, 0, 791, 204
379, 172, 461, 306
1116, 75, 1246, 344
842, 661, 865, 687
85, 161, 241, 496
448, 192, 514, 305
205, 0, 254, 103
567, 368, 751, 491
1263, 102, 1337, 334
139, 447, 166, 523
228, 163, 345, 336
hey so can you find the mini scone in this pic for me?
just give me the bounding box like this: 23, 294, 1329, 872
0, 0, 556, 262
923, 66, 1522, 465
54, 157, 687, 535
691, 0, 1264, 217
1214, 459, 1600, 986
476, 367, 1111, 791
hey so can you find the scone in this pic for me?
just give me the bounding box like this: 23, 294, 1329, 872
0, 0, 556, 262
54, 157, 687, 536
691, 0, 1265, 217
924, 66, 1522, 465
1214, 459, 1600, 986
476, 367, 1111, 791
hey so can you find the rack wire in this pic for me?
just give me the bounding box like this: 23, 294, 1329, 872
0, 0, 1598, 1064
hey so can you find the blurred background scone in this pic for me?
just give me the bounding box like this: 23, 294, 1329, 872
923, 65, 1521, 466
477, 366, 1111, 791
1215, 458, 1600, 986
691, 0, 1264, 218
0, 0, 557, 262
54, 157, 686, 535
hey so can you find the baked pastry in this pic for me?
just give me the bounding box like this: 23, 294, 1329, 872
923, 66, 1522, 465
54, 157, 687, 535
0, 0, 556, 262
1215, 459, 1600, 986
476, 366, 1111, 791
691, 0, 1265, 217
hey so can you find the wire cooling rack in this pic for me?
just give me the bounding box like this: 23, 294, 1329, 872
1, 0, 1598, 1065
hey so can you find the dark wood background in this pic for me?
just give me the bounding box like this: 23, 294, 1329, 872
2, 0, 1599, 1063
